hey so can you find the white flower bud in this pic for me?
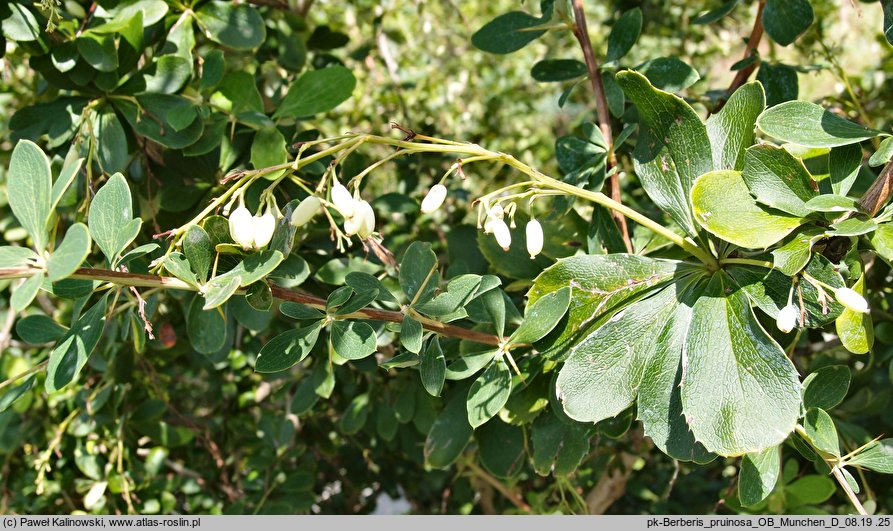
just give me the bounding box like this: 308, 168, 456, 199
355, 200, 376, 238
331, 181, 355, 218
252, 211, 276, 249
291, 196, 322, 227
483, 216, 495, 234
490, 204, 504, 219
343, 216, 362, 236
835, 287, 869, 314
491, 218, 511, 251
228, 205, 255, 250
421, 184, 447, 214
776, 304, 798, 333
526, 219, 543, 259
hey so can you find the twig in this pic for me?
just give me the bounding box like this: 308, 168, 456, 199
0, 267, 501, 347
570, 0, 633, 253
463, 459, 531, 513
716, 0, 766, 112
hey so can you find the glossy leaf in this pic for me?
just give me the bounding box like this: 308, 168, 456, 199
420, 337, 446, 397
476, 419, 526, 478
331, 320, 377, 360
11, 273, 44, 312
530, 59, 586, 82
636, 57, 700, 92
802, 365, 850, 410
803, 408, 840, 457
183, 225, 213, 283
15, 314, 67, 344
706, 82, 765, 171
509, 286, 570, 345
196, 1, 266, 51
467, 360, 512, 428
400, 315, 423, 354
399, 242, 439, 306
848, 439, 893, 474
89, 174, 135, 263
186, 297, 227, 354
274, 66, 356, 119
471, 11, 546, 54
255, 323, 322, 373
692, 170, 803, 248
762, 0, 813, 46
531, 411, 591, 476
756, 100, 882, 148
742, 145, 817, 217
606, 8, 642, 63
424, 389, 473, 469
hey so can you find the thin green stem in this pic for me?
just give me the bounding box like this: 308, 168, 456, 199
720, 257, 774, 269
794, 425, 866, 515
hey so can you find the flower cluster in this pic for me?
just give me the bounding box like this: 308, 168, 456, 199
228, 203, 277, 251
331, 181, 375, 238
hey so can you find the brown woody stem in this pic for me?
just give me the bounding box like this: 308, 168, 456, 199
0, 267, 501, 347
716, 0, 766, 112
571, 0, 633, 253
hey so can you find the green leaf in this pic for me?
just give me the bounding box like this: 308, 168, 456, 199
471, 11, 546, 54
77, 32, 118, 72
606, 8, 642, 62
379, 352, 419, 370
618, 70, 711, 237
47, 223, 91, 282
0, 246, 37, 268
637, 285, 714, 463
476, 419, 526, 478
212, 71, 263, 115
2, 4, 39, 41
756, 100, 882, 148
16, 314, 67, 344
163, 253, 200, 288
103, 0, 168, 26
89, 174, 134, 263
273, 66, 356, 119
530, 59, 587, 82
339, 394, 369, 435
445, 350, 495, 381
742, 145, 817, 217
531, 410, 591, 476
762, 0, 814, 46
835, 274, 873, 354
345, 271, 396, 302
280, 302, 325, 321
143, 55, 192, 94
756, 62, 799, 108
682, 273, 801, 456
420, 337, 446, 397
467, 360, 512, 428
255, 323, 322, 373
693, 0, 741, 24
186, 297, 227, 354
870, 224, 893, 264
803, 408, 840, 457
827, 217, 876, 237
51, 158, 84, 213
424, 389, 473, 469
196, 1, 266, 50
400, 242, 439, 306
785, 475, 835, 505
802, 365, 850, 410
231, 250, 284, 287
183, 225, 213, 283
202, 273, 241, 310
770, 226, 823, 276
11, 273, 44, 312
8, 140, 52, 251
528, 254, 680, 358
251, 127, 288, 175
115, 94, 204, 149
92, 107, 128, 174
869, 136, 893, 167
636, 57, 700, 92
0, 376, 35, 413
804, 194, 860, 213
331, 320, 377, 360
738, 446, 780, 506
509, 286, 570, 345
848, 439, 893, 473
557, 285, 677, 424
333, 287, 378, 316
46, 295, 108, 393
400, 315, 423, 354
415, 274, 481, 318
706, 82, 765, 171
828, 144, 862, 196
692, 170, 803, 248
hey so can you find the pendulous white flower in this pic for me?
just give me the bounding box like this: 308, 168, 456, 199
776, 304, 799, 333
490, 204, 505, 219
491, 218, 511, 251
421, 184, 447, 213
291, 196, 322, 227
252, 209, 277, 249
228, 205, 255, 250
354, 200, 376, 238
331, 181, 355, 218
835, 287, 869, 313
526, 219, 543, 259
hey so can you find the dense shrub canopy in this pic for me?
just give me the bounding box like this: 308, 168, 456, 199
0, 0, 892, 516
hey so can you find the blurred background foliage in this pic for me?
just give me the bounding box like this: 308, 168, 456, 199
0, 0, 891, 516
